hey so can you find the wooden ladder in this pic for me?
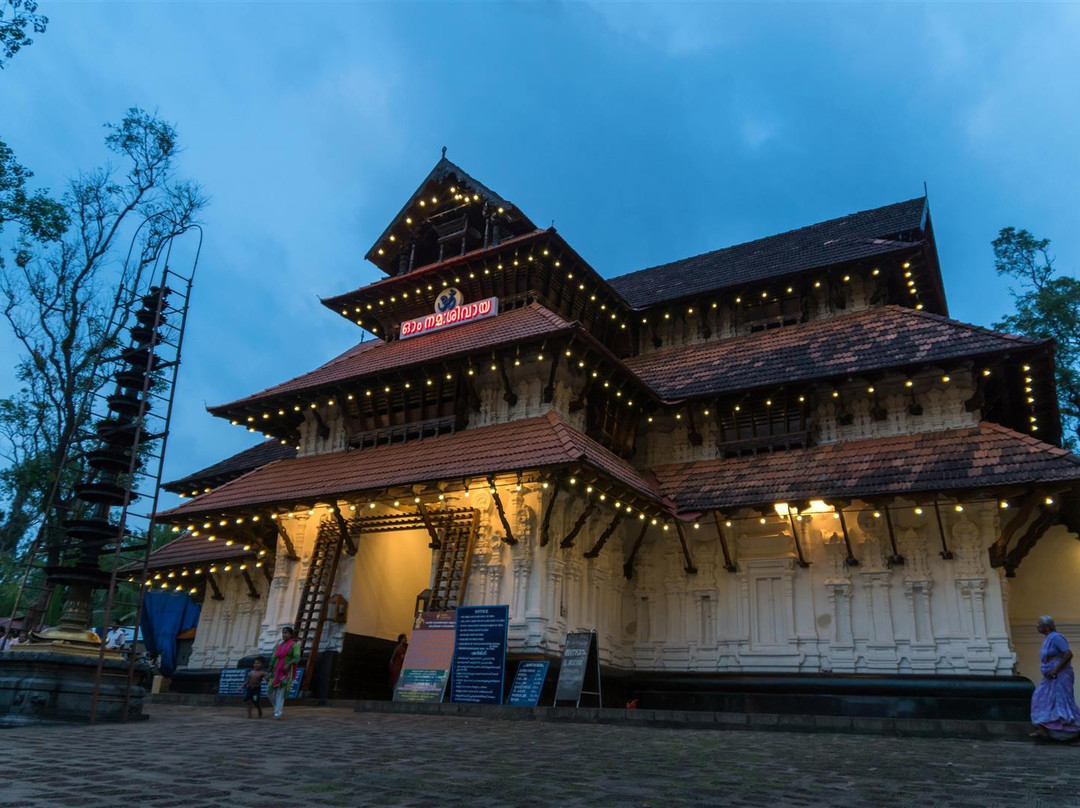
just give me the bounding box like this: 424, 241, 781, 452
294, 518, 346, 690
428, 510, 479, 610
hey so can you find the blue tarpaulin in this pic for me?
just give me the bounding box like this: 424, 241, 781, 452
140, 591, 201, 675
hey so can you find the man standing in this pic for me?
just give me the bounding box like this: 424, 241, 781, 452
104, 622, 126, 651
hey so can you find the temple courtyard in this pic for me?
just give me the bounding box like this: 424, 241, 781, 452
0, 705, 1074, 807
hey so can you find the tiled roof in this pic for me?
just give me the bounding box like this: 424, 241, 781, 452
609, 197, 927, 307
124, 531, 254, 572
652, 423, 1080, 514
159, 412, 664, 518
162, 440, 297, 494
211, 303, 575, 414
626, 306, 1045, 400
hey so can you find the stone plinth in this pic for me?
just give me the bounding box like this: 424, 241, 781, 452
0, 649, 147, 724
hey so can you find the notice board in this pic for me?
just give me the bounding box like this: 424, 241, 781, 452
553, 630, 601, 707
217, 666, 303, 699
393, 610, 456, 703
507, 660, 549, 707
450, 605, 509, 704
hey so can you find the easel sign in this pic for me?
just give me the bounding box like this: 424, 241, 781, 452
553, 630, 601, 708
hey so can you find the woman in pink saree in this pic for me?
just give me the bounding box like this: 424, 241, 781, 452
268, 626, 301, 719
1031, 616, 1080, 741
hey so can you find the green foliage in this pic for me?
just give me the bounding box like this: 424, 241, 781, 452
0, 108, 207, 559
992, 227, 1080, 449
0, 0, 47, 69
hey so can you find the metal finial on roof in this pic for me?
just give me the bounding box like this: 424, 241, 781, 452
441, 146, 447, 159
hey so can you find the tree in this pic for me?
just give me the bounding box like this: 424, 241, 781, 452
0, 108, 207, 556
0, 0, 47, 68
993, 227, 1080, 450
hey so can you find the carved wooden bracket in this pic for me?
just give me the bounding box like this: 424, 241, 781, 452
498, 357, 518, 407
540, 483, 560, 547
241, 569, 261, 599
584, 512, 623, 559
560, 498, 597, 549
673, 521, 698, 574
416, 501, 442, 549
487, 476, 517, 545
623, 520, 649, 580
543, 352, 561, 404
205, 571, 224, 601
332, 504, 358, 556
273, 518, 299, 560
712, 511, 738, 573
989, 493, 1042, 568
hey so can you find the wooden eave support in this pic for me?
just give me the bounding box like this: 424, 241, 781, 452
487, 476, 517, 546
260, 563, 273, 584
712, 511, 738, 573
543, 350, 560, 404
331, 503, 358, 556
784, 512, 810, 568
1004, 509, 1058, 577
497, 356, 518, 407
560, 498, 597, 549
989, 492, 1042, 568
868, 499, 905, 566
416, 501, 442, 549
241, 569, 261, 599
273, 518, 299, 561
540, 482, 560, 547
623, 520, 649, 580
584, 511, 623, 559
930, 501, 955, 560
827, 500, 859, 567
205, 572, 224, 601
685, 407, 702, 446
673, 521, 698, 574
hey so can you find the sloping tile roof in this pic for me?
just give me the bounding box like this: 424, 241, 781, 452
210, 303, 575, 413
159, 412, 663, 518
163, 440, 297, 494
609, 197, 927, 307
652, 423, 1080, 513
126, 532, 254, 572
626, 306, 1045, 400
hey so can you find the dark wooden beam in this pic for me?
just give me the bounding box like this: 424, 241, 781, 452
416, 501, 442, 549
673, 521, 698, 574
828, 501, 859, 566
487, 476, 517, 545
712, 511, 738, 573
989, 492, 1042, 568
1004, 510, 1057, 577
785, 512, 810, 568
260, 563, 273, 585
540, 482, 560, 548
932, 502, 954, 560
560, 498, 597, 549
331, 503, 358, 556
241, 569, 261, 599
205, 572, 224, 601
273, 518, 299, 560
623, 520, 649, 580
543, 351, 560, 404
498, 356, 518, 407
584, 511, 623, 559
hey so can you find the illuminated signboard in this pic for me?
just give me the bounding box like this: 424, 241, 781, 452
399, 292, 499, 340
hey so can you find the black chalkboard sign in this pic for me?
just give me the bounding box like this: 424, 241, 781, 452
450, 605, 509, 704
507, 660, 549, 707
553, 630, 601, 708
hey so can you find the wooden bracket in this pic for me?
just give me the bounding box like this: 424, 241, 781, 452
332, 504, 358, 556
540, 482, 560, 547
673, 521, 698, 574
543, 352, 561, 404
584, 511, 623, 559
260, 563, 273, 585
273, 518, 299, 560
205, 572, 224, 601
931, 502, 954, 560
1004, 509, 1057, 576
569, 378, 592, 413
312, 409, 331, 439
560, 498, 597, 549
487, 476, 517, 545
881, 505, 905, 566
712, 511, 737, 573
989, 492, 1041, 567
685, 407, 702, 446
828, 501, 859, 566
417, 501, 441, 549
785, 513, 810, 568
623, 520, 649, 580
241, 569, 261, 599
498, 357, 518, 407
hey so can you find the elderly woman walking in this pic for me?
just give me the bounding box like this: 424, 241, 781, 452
1031, 616, 1080, 741
267, 626, 302, 719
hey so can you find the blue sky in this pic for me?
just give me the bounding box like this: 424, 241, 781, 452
2, 2, 1078, 507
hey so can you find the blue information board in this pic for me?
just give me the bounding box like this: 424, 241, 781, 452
507, 660, 549, 707
450, 605, 509, 704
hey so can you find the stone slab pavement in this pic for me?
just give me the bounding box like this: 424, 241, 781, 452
0, 704, 1076, 807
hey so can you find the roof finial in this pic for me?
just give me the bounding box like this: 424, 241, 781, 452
441, 146, 447, 159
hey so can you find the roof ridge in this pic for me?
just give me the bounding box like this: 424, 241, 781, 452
898, 306, 1046, 345
611, 197, 926, 283
544, 411, 586, 461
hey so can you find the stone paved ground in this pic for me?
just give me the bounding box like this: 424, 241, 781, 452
1, 705, 1078, 807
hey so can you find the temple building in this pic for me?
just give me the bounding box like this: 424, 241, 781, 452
148, 158, 1080, 708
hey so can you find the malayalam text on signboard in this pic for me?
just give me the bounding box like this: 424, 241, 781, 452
399, 297, 499, 340
450, 605, 509, 704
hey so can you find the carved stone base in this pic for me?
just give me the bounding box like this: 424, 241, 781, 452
0, 649, 147, 724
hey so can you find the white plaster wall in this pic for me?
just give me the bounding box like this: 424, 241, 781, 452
187, 570, 270, 668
